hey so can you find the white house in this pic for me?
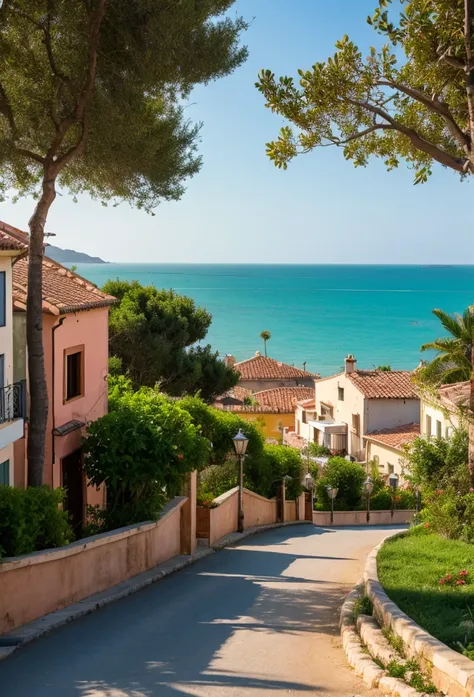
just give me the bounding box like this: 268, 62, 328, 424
293, 355, 420, 462
420, 381, 468, 440
364, 423, 420, 480
0, 224, 27, 485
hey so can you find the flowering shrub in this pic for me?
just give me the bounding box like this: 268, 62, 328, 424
439, 570, 469, 587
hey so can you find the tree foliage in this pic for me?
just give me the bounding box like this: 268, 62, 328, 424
315, 457, 366, 510
405, 429, 469, 490
419, 307, 474, 385
104, 280, 239, 402
0, 0, 247, 484
257, 0, 474, 182
83, 385, 211, 531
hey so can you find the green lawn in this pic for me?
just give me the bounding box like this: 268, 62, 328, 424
377, 530, 474, 649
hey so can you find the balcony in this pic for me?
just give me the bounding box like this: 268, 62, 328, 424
0, 381, 26, 449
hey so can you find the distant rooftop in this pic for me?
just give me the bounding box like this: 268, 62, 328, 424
348, 370, 417, 400
365, 423, 420, 450
235, 352, 318, 381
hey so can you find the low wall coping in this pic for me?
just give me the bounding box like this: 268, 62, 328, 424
242, 488, 277, 504
212, 487, 239, 505
364, 536, 474, 693
314, 509, 415, 515
0, 496, 187, 574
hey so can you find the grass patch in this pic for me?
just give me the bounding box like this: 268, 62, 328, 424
378, 530, 474, 649
382, 626, 405, 656
353, 595, 373, 619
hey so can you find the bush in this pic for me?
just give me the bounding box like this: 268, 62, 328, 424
367, 486, 416, 511
83, 386, 210, 532
308, 442, 331, 457
258, 445, 304, 500
315, 457, 365, 510
0, 486, 73, 557
421, 489, 474, 542
406, 430, 469, 491
198, 461, 238, 502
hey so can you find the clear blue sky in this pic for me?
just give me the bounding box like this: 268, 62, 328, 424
0, 0, 471, 264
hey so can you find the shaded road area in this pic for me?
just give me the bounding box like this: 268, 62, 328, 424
0, 524, 402, 696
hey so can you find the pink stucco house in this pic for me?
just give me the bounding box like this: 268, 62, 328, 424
0, 222, 115, 532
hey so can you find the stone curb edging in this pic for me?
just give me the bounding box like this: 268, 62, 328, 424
339, 582, 424, 697
364, 536, 474, 697
0, 520, 310, 662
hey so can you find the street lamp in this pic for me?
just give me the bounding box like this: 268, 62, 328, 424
327, 485, 339, 525
388, 473, 399, 520
233, 429, 249, 533
364, 477, 374, 523
304, 472, 315, 518
415, 485, 421, 515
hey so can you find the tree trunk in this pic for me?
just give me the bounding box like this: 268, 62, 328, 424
27, 172, 56, 486
470, 342, 474, 486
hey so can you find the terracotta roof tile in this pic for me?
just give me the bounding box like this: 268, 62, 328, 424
235, 352, 318, 380
349, 370, 417, 399
438, 381, 470, 410
13, 256, 115, 315
297, 398, 316, 409
253, 387, 314, 412
0, 221, 29, 251
365, 423, 420, 450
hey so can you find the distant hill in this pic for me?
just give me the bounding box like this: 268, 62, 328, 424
46, 245, 108, 264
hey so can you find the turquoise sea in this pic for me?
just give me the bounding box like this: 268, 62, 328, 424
73, 263, 474, 377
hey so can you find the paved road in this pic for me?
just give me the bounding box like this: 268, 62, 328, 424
0, 524, 402, 697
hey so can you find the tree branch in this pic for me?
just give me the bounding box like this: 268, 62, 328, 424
17, 148, 46, 165
343, 96, 467, 173
465, 0, 474, 150
378, 79, 470, 150
320, 123, 395, 147
0, 81, 16, 134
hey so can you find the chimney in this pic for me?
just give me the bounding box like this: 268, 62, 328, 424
345, 354, 357, 374
255, 350, 261, 357
224, 354, 236, 369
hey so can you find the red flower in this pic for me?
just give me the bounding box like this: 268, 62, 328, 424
456, 579, 466, 586
459, 570, 469, 577
177, 454, 184, 460
470, 488, 474, 493
423, 523, 430, 529
436, 489, 443, 495
439, 578, 445, 585
446, 574, 452, 581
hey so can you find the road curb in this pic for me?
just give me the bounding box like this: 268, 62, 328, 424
339, 538, 432, 697
0, 519, 310, 661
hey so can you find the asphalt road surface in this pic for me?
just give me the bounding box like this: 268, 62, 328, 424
0, 524, 403, 696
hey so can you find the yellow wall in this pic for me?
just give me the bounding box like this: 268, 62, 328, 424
236, 412, 295, 441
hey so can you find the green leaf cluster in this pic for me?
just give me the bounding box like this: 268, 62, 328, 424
83, 385, 211, 531
0, 486, 73, 557
256, 0, 472, 181
0, 0, 248, 208
104, 280, 238, 402
315, 457, 366, 510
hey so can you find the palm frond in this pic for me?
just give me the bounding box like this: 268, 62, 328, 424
432, 308, 466, 340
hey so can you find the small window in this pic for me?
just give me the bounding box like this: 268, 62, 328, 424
0, 460, 9, 486
64, 346, 84, 402
321, 403, 333, 419
425, 414, 432, 440
338, 387, 344, 401
352, 413, 360, 436
0, 271, 5, 327
436, 420, 442, 439
388, 463, 395, 474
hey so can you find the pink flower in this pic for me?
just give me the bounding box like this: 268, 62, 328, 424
470, 488, 474, 493
436, 489, 444, 495
424, 523, 430, 529
177, 454, 184, 460
446, 574, 452, 581
459, 570, 469, 577
439, 578, 446, 585
456, 579, 466, 586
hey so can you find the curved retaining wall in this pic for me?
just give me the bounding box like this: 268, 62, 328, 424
0, 497, 187, 636
364, 538, 474, 697
313, 510, 414, 526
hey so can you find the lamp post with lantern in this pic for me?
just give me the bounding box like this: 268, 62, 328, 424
389, 473, 399, 520
304, 471, 315, 518
327, 485, 338, 525
233, 429, 249, 533
364, 476, 374, 523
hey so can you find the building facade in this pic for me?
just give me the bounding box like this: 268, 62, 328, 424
294, 355, 420, 461
0, 221, 115, 532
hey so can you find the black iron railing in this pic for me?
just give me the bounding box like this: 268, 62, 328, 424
0, 380, 26, 424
